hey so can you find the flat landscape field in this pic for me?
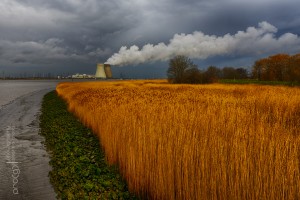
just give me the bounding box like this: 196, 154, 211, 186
56, 80, 300, 199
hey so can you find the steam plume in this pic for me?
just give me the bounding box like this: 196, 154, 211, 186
106, 22, 300, 66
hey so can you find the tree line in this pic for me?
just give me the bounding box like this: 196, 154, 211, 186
252, 53, 300, 82
167, 54, 300, 84
167, 55, 248, 84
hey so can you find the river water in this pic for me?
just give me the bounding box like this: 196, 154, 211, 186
0, 80, 60, 199
0, 80, 60, 109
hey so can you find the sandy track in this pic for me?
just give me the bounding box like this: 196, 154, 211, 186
0, 89, 56, 200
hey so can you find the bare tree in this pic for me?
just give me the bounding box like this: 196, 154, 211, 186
167, 55, 198, 83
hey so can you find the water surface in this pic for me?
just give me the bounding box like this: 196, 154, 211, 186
0, 80, 59, 109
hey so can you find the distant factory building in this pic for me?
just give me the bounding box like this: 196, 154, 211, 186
95, 63, 112, 79
71, 73, 95, 79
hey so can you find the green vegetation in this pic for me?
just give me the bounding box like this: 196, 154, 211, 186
39, 91, 137, 200
220, 79, 300, 86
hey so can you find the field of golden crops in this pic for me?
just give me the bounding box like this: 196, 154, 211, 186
56, 80, 300, 199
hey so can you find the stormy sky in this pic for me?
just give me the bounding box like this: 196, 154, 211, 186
1, 0, 300, 78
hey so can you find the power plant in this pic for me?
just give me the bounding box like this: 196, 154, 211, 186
95, 63, 112, 79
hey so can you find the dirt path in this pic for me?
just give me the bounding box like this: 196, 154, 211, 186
0, 89, 56, 200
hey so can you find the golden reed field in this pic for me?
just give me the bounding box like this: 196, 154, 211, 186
56, 80, 300, 199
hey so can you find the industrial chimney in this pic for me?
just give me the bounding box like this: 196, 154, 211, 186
95, 64, 107, 78
104, 64, 112, 78
95, 63, 113, 79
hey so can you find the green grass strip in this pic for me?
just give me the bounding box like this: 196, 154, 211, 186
220, 79, 300, 86
39, 91, 137, 200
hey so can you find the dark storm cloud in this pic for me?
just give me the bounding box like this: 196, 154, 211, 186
0, 0, 139, 69
0, 0, 141, 45
0, 0, 300, 75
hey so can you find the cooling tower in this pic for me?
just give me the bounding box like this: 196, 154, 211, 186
104, 64, 112, 78
95, 64, 107, 78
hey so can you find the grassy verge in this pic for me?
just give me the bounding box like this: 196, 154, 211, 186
39, 91, 137, 200
220, 79, 300, 86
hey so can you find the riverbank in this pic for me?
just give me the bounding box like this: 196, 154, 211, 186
40, 91, 136, 199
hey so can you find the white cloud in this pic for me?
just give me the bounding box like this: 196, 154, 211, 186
106, 22, 300, 66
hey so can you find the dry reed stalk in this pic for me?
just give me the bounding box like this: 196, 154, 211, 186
56, 81, 300, 200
